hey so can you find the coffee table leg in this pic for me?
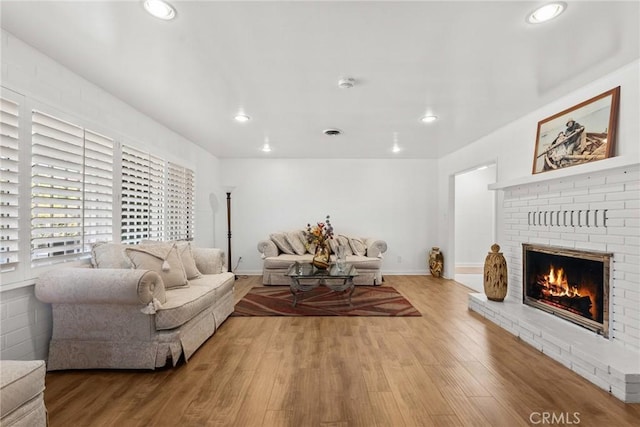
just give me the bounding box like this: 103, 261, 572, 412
347, 278, 355, 306
291, 278, 299, 307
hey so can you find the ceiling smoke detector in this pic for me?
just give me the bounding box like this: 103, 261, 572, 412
323, 128, 342, 136
338, 77, 355, 89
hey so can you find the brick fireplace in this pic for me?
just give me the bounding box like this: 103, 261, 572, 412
468, 158, 640, 402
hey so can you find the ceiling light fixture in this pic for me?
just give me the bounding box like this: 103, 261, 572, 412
234, 114, 250, 123
338, 77, 355, 89
323, 128, 342, 136
527, 2, 566, 24
392, 132, 401, 153
421, 115, 438, 123
392, 144, 401, 153
143, 0, 176, 20
261, 143, 271, 153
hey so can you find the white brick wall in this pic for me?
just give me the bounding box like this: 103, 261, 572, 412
501, 164, 640, 350
0, 285, 51, 360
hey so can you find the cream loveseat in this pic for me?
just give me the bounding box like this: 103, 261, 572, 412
0, 360, 47, 426
35, 242, 234, 371
258, 231, 387, 285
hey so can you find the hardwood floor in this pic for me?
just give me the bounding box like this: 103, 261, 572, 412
44, 275, 640, 426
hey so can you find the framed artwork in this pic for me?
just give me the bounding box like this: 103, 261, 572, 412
532, 86, 620, 174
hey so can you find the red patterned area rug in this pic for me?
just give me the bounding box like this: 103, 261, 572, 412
231, 286, 421, 317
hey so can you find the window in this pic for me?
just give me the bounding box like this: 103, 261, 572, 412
0, 98, 20, 266
121, 146, 194, 244
166, 162, 195, 241
31, 110, 113, 265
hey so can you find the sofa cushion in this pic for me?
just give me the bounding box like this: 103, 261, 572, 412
285, 230, 307, 256
0, 360, 46, 420
126, 243, 188, 289
188, 272, 235, 299
91, 242, 132, 269
155, 282, 217, 330
263, 254, 313, 269
345, 255, 382, 270
270, 232, 295, 255
329, 235, 352, 255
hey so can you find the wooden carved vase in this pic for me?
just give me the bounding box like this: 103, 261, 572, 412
483, 244, 508, 302
428, 247, 444, 278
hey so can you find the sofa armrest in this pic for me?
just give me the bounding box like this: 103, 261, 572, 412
192, 247, 226, 274
364, 239, 387, 258
257, 239, 278, 258
35, 268, 165, 305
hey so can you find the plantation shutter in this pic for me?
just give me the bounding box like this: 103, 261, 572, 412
166, 162, 195, 241
31, 111, 84, 264
0, 98, 20, 266
148, 155, 165, 241
121, 145, 151, 244
83, 130, 114, 251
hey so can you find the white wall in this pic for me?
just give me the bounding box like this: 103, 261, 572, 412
0, 30, 225, 360
220, 159, 438, 275
454, 165, 496, 266
437, 59, 640, 278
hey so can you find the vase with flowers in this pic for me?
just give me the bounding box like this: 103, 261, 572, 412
304, 215, 334, 270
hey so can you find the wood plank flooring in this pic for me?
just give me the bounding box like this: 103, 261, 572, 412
43, 275, 640, 426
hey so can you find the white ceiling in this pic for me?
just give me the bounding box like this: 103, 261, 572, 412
1, 1, 638, 159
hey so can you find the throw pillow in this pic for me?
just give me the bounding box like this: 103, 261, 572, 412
140, 240, 202, 280
125, 243, 188, 289
285, 230, 307, 256
348, 237, 367, 256
270, 232, 295, 255
91, 242, 132, 269
192, 248, 225, 274
329, 235, 352, 255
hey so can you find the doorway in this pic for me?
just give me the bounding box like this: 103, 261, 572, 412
454, 163, 496, 292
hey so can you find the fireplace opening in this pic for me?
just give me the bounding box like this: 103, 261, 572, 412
522, 244, 611, 337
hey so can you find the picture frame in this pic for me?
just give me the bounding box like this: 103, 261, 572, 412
532, 86, 620, 174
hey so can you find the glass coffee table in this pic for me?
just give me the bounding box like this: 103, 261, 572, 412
286, 262, 359, 307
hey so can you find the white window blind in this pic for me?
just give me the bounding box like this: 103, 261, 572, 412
148, 154, 165, 241
31, 111, 84, 263
82, 130, 114, 251
121, 145, 151, 244
166, 162, 195, 241
31, 111, 114, 264
0, 98, 20, 266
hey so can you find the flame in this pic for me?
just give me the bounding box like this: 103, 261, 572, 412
536, 265, 597, 319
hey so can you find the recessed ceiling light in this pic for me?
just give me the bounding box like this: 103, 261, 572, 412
527, 2, 566, 24
338, 77, 355, 89
261, 143, 271, 153
421, 115, 438, 123
234, 114, 251, 123
143, 0, 176, 21
323, 128, 342, 136
392, 144, 401, 153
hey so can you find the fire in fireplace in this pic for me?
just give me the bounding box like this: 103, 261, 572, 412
522, 244, 611, 337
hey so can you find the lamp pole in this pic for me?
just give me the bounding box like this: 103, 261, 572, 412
226, 191, 232, 273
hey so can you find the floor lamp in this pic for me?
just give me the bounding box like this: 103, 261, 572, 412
226, 191, 233, 273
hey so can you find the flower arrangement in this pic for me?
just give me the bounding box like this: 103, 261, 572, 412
304, 214, 334, 249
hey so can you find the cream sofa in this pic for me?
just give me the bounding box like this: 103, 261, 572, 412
258, 231, 387, 285
0, 360, 47, 426
35, 242, 234, 371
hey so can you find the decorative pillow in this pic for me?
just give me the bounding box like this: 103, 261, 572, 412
176, 242, 202, 280
348, 237, 367, 256
91, 242, 132, 269
140, 240, 202, 280
192, 248, 225, 274
270, 232, 295, 255
285, 230, 307, 256
193, 248, 227, 274
125, 243, 188, 289
330, 235, 352, 255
